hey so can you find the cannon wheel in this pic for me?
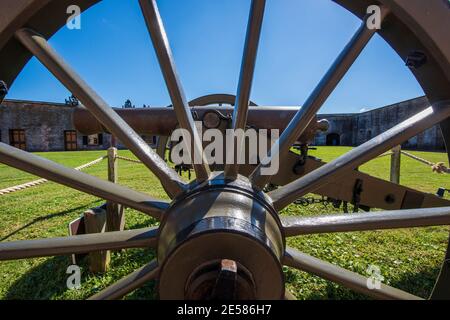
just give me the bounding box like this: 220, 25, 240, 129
0, 0, 450, 300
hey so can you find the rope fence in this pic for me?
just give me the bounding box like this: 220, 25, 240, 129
0, 147, 447, 196
0, 154, 149, 196
116, 149, 449, 176
400, 150, 449, 174
0, 155, 107, 196
116, 155, 143, 164
373, 149, 448, 174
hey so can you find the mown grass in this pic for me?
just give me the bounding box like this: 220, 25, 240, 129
0, 147, 449, 300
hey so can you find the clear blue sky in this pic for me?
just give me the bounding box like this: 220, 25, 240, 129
7, 0, 424, 114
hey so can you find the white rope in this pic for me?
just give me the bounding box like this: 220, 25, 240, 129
401, 150, 449, 174
2, 148, 446, 196
0, 178, 48, 195
116, 155, 143, 164
401, 150, 434, 166
73, 155, 106, 171
0, 156, 107, 196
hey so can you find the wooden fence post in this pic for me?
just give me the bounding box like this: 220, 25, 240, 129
390, 145, 401, 184
107, 147, 125, 232
84, 206, 110, 273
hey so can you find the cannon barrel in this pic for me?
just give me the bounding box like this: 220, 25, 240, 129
73, 106, 329, 143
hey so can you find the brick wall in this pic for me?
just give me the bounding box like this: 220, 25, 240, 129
0, 97, 445, 152
0, 100, 110, 152
316, 96, 446, 151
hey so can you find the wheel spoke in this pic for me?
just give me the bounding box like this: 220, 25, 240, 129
270, 102, 450, 211
0, 142, 168, 219
282, 207, 450, 237
138, 0, 210, 181
14, 28, 185, 198
224, 0, 266, 179
88, 260, 159, 300
283, 247, 422, 300
0, 228, 157, 260
250, 8, 389, 189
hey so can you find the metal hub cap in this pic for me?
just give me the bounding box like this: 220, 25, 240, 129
157, 175, 285, 300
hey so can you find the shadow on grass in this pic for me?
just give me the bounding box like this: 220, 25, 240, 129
3, 255, 80, 300
298, 266, 441, 300
5, 217, 442, 300
4, 245, 442, 300
3, 220, 158, 300
0, 201, 99, 241
4, 248, 158, 300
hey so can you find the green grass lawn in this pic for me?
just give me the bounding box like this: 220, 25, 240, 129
0, 147, 449, 300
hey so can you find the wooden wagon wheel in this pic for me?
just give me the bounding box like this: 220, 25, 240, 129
0, 0, 449, 300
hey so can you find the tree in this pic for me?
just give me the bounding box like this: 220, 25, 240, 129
122, 99, 135, 109
65, 94, 79, 106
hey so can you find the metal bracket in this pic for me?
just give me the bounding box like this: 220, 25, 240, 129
436, 188, 449, 198
211, 259, 237, 300
350, 179, 370, 212
293, 146, 310, 175
405, 50, 427, 69
191, 110, 199, 121
351, 179, 364, 213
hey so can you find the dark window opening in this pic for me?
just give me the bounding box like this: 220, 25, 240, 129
9, 129, 26, 150
326, 133, 340, 146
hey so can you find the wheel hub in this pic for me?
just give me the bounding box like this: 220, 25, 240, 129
157, 174, 285, 300
185, 259, 256, 300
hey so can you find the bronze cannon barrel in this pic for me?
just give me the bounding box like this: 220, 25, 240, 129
73, 106, 329, 142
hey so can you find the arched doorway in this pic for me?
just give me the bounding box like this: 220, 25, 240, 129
326, 133, 340, 146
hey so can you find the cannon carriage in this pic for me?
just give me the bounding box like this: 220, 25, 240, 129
0, 0, 450, 300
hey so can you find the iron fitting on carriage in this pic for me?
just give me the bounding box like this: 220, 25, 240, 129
157, 174, 285, 300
